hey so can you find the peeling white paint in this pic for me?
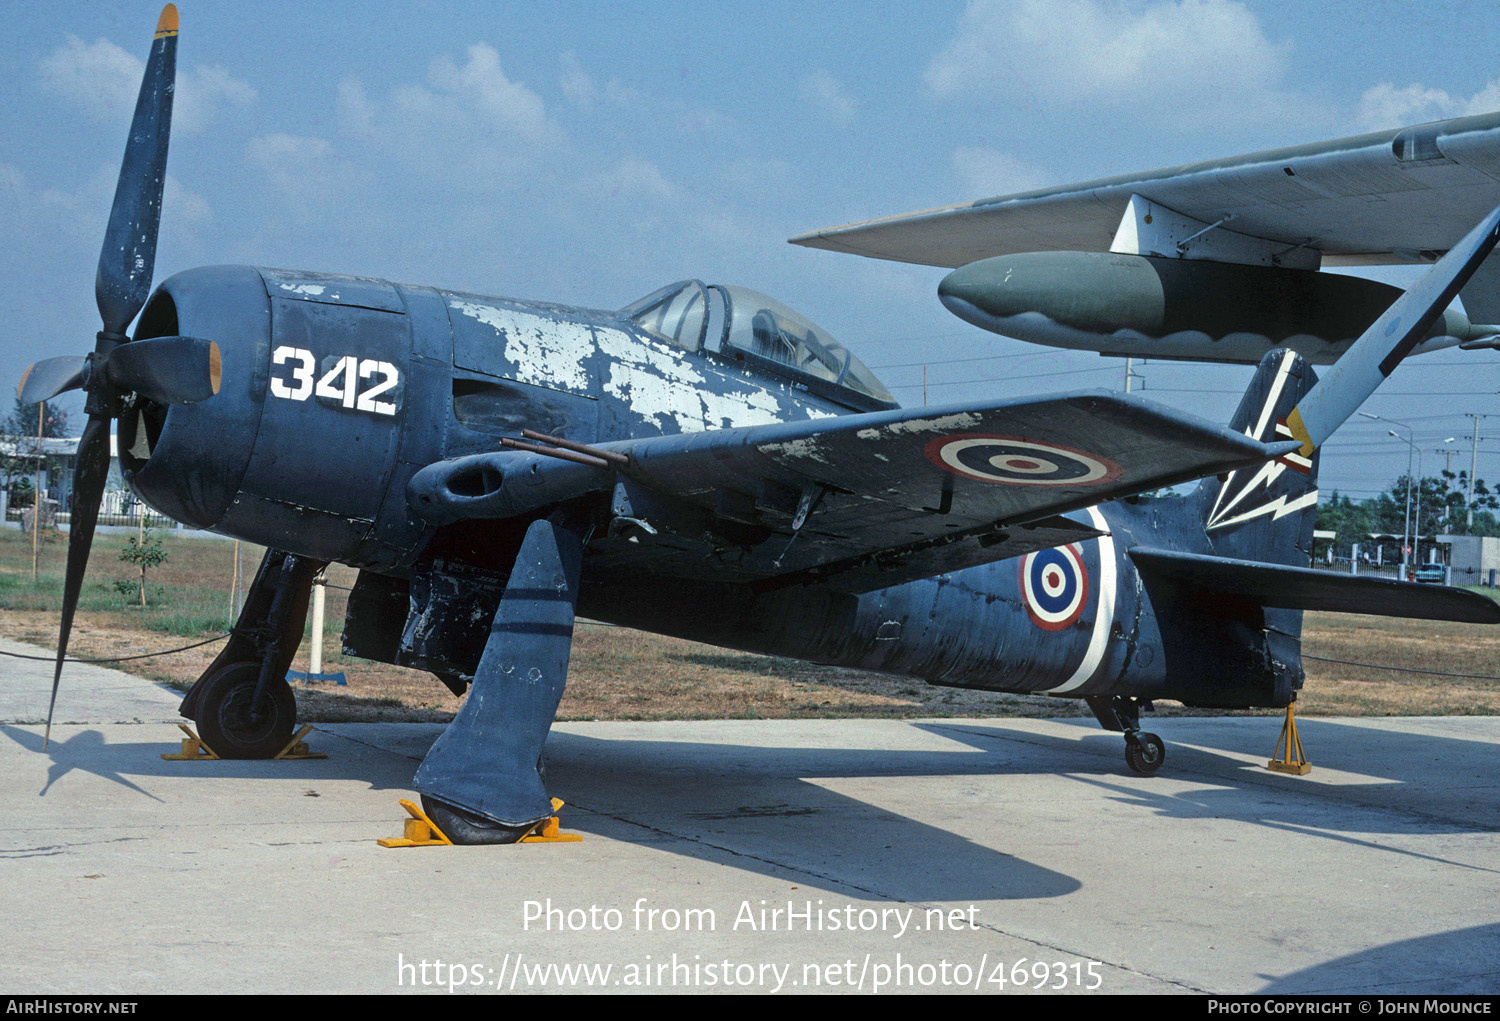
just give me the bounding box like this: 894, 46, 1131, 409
451, 300, 594, 395
596, 327, 784, 433
882, 412, 983, 435
760, 437, 830, 463
279, 283, 326, 297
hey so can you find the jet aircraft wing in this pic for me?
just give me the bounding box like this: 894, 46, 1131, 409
789, 112, 1500, 317
414, 392, 1294, 592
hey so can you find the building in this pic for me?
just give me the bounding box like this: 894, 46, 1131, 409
1437, 534, 1500, 588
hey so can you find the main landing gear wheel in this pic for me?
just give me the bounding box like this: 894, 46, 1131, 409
194, 662, 296, 759
420, 795, 534, 846
1125, 732, 1165, 776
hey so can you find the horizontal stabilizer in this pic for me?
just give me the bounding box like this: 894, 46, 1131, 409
1129, 548, 1500, 624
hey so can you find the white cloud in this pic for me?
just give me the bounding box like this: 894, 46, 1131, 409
336, 43, 567, 189
799, 70, 857, 124
424, 44, 553, 141
39, 36, 139, 120
1354, 77, 1500, 132
951, 147, 1049, 197
925, 0, 1298, 125
596, 158, 679, 201
39, 35, 255, 133
163, 175, 212, 230
557, 51, 731, 133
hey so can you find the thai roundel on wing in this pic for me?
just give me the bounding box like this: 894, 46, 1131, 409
1020, 544, 1089, 630
924, 434, 1123, 486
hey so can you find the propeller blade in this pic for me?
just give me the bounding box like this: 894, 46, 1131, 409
106, 336, 221, 405
1287, 201, 1500, 456
17, 356, 87, 404
95, 4, 178, 336
44, 414, 113, 748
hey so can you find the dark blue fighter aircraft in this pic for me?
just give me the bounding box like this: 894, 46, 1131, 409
21, 8, 1500, 842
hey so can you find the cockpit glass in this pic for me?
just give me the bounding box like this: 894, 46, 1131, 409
618, 282, 895, 407
616, 280, 707, 351
720, 286, 894, 405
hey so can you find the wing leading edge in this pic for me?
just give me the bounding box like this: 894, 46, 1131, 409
789, 112, 1500, 271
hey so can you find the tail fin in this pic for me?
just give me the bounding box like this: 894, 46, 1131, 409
1196, 348, 1319, 566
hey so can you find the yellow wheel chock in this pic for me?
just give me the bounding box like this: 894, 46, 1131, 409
160, 723, 327, 761
378, 797, 581, 847
1267, 701, 1311, 775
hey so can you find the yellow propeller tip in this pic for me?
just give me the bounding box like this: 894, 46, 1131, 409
208, 342, 222, 396
156, 4, 179, 38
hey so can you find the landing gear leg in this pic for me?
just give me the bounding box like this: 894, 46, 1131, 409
413, 516, 585, 844
179, 550, 324, 758
1085, 695, 1165, 776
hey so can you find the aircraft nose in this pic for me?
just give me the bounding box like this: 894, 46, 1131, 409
938, 258, 1026, 329
123, 266, 271, 529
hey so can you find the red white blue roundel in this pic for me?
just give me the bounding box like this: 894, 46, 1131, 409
924, 434, 1122, 486
1020, 544, 1089, 631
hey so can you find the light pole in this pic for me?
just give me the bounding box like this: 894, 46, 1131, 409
1360, 412, 1415, 569
1433, 437, 1458, 534
1391, 431, 1423, 568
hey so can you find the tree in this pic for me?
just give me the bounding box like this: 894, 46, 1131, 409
118, 531, 169, 607
2, 398, 71, 504
3, 398, 70, 439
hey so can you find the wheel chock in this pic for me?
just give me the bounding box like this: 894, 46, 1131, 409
520, 799, 582, 844
1267, 701, 1311, 775
273, 724, 327, 760
161, 723, 219, 760
378, 797, 581, 847
160, 723, 326, 761
378, 799, 454, 847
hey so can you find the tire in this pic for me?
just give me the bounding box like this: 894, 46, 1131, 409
1125, 732, 1165, 776
420, 795, 535, 845
194, 662, 297, 760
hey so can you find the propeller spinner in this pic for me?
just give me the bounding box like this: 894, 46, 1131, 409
17, 5, 221, 746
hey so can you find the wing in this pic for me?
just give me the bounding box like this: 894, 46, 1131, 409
411, 392, 1294, 593
789, 112, 1500, 278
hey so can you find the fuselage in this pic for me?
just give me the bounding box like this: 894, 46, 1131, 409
124, 265, 1299, 714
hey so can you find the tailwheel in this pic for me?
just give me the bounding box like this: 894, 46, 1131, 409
1124, 731, 1165, 776
419, 795, 535, 845
194, 662, 296, 759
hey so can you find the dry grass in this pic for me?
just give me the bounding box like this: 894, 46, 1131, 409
1, 527, 1496, 723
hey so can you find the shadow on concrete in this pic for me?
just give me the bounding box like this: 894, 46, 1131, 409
1258, 922, 1500, 994
8, 713, 1498, 903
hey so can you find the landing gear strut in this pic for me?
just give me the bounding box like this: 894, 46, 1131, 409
179, 550, 325, 758
1086, 695, 1166, 776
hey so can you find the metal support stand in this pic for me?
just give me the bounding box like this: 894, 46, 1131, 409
1267, 701, 1311, 774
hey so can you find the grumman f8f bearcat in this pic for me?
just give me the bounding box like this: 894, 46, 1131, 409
21, 8, 1500, 843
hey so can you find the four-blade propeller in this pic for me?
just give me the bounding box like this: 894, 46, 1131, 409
16, 5, 221, 746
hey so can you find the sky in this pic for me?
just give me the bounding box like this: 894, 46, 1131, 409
2, 0, 1498, 502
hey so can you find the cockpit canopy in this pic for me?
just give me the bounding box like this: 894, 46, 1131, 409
618, 280, 896, 410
